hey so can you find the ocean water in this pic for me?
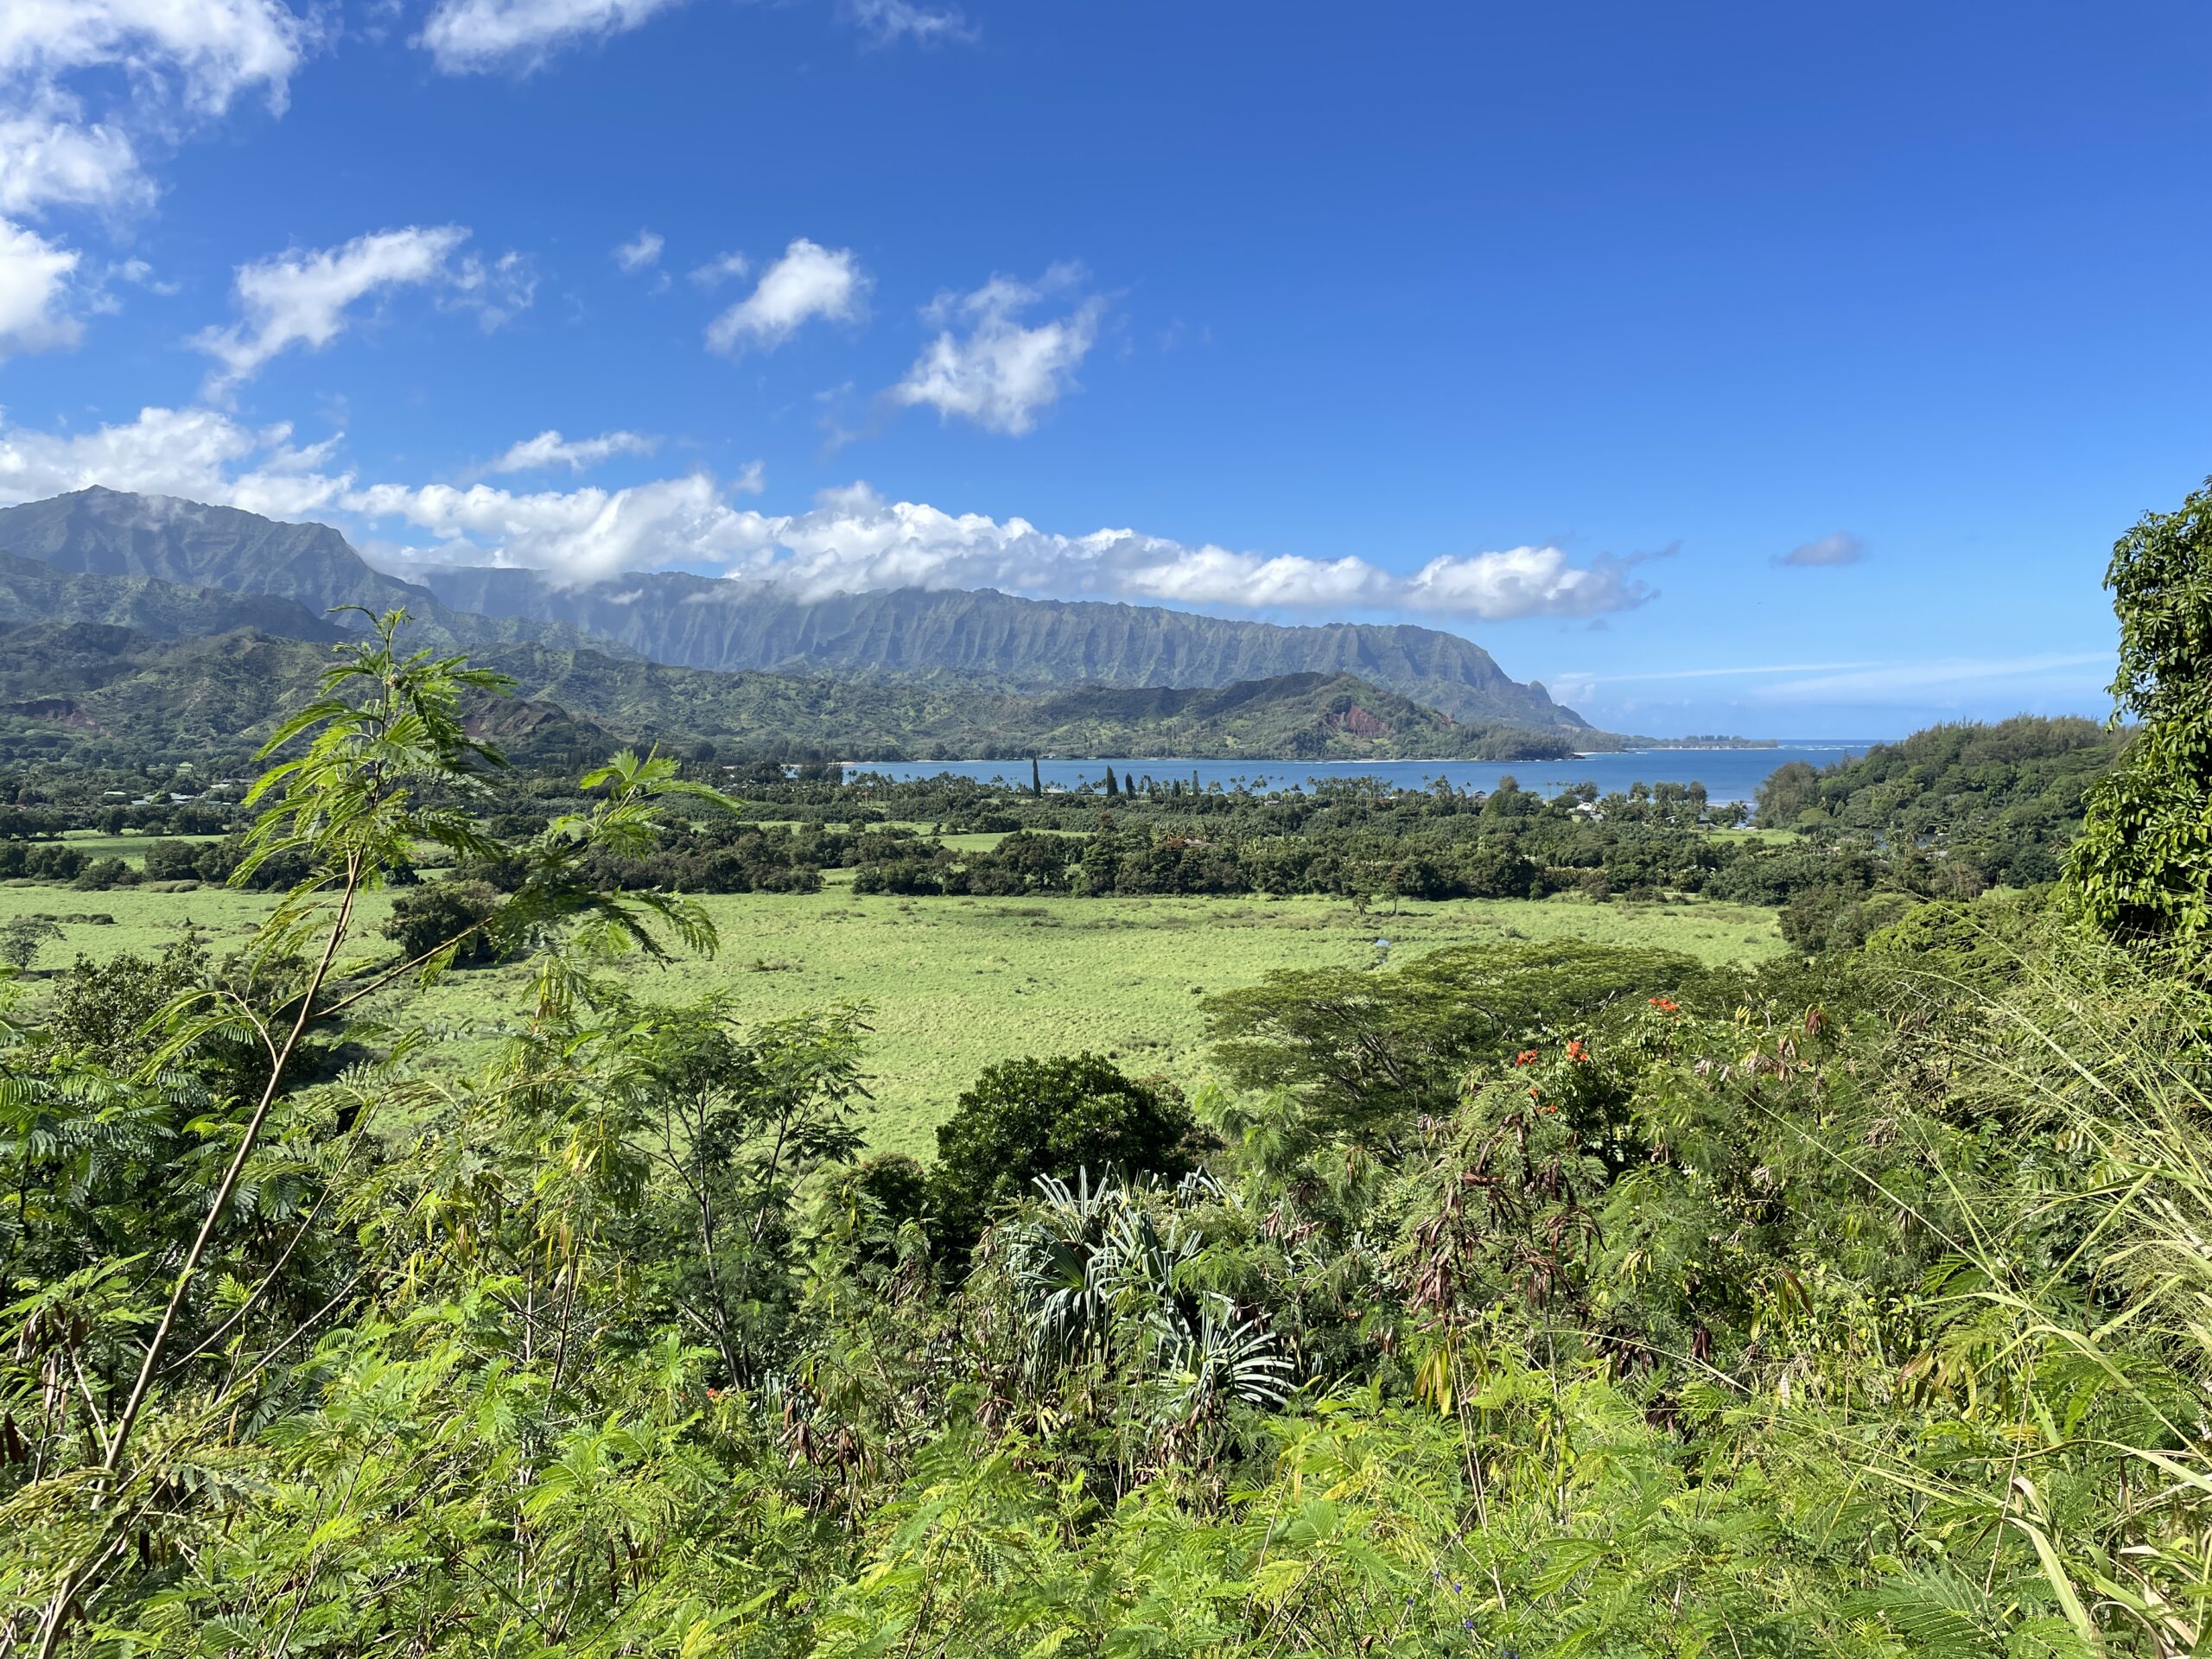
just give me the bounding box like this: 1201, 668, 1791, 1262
849, 741, 1893, 805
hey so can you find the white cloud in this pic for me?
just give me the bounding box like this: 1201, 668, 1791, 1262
416, 0, 969, 72
192, 226, 526, 392
0, 100, 151, 219
0, 1, 315, 353
0, 405, 1651, 623
486, 428, 659, 474
613, 228, 663, 272
349, 472, 1653, 620
1779, 531, 1865, 567
842, 0, 972, 45
0, 404, 351, 518
1404, 545, 1651, 619
891, 266, 1103, 435
0, 219, 82, 359
449, 246, 537, 330
688, 251, 750, 289
350, 474, 754, 583
705, 238, 868, 354
0, 0, 308, 117
416, 0, 689, 73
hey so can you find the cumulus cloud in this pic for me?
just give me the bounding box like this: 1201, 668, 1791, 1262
1779, 531, 1866, 567
192, 226, 528, 393
613, 228, 662, 272
0, 404, 352, 518
349, 471, 1655, 620
351, 474, 755, 583
416, 0, 688, 73
706, 238, 867, 355
0, 0, 315, 353
0, 0, 308, 117
891, 266, 1103, 435
0, 100, 152, 219
486, 428, 659, 474
0, 219, 82, 358
0, 405, 1654, 622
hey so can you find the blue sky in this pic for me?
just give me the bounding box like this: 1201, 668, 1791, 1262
2, 1, 2209, 736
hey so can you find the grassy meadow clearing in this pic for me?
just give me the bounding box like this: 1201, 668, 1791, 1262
0, 877, 1782, 1157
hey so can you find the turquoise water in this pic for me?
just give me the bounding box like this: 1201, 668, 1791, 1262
850, 741, 1891, 805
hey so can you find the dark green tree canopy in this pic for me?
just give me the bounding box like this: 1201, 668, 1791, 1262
2069, 475, 2212, 948
927, 1052, 1198, 1257
1205, 938, 1717, 1132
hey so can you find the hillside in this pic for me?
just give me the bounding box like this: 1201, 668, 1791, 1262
412, 565, 1592, 731
0, 550, 348, 641
0, 623, 1574, 765
0, 489, 616, 656
1754, 714, 2127, 885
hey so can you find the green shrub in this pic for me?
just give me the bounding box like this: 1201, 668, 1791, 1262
927, 1053, 1198, 1258
381, 879, 501, 967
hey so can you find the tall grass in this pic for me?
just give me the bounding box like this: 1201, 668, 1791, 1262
1829, 935, 2212, 1656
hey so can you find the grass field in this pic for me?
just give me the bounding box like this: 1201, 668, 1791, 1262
43, 830, 229, 868
0, 883, 1782, 1159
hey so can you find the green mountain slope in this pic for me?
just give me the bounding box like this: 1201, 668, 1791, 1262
0, 488, 617, 656
0, 488, 427, 613
0, 624, 1577, 764
0, 550, 347, 641
415, 565, 1591, 730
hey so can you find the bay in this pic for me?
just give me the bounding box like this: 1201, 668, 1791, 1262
851, 741, 1892, 805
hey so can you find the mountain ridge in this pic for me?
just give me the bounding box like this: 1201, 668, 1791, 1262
409, 564, 1592, 731
0, 487, 1596, 739
0, 621, 1584, 765
0, 488, 620, 657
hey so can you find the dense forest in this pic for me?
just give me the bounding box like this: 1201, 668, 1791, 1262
3, 476, 2210, 1656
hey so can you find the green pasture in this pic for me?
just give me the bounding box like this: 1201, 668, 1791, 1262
0, 883, 1781, 1160
51, 830, 226, 867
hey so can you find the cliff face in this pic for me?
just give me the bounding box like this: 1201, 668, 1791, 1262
410, 569, 1592, 730
0, 625, 1572, 763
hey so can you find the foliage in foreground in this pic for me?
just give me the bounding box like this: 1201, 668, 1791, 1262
2070, 473, 2212, 950
10, 591, 2212, 1654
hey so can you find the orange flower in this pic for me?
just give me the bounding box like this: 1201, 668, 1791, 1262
1514, 1048, 1540, 1066
1528, 1085, 1541, 1100
1649, 996, 1681, 1014
1566, 1039, 1590, 1063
